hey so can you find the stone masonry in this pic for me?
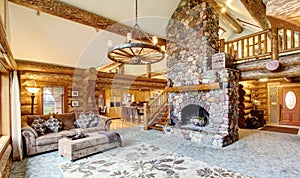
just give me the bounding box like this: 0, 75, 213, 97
166, 0, 240, 148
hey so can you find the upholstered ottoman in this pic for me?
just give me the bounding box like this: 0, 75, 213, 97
58, 131, 122, 161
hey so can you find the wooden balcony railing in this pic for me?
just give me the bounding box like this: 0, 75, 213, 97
220, 28, 300, 63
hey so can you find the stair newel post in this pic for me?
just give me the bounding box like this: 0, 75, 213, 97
143, 102, 149, 130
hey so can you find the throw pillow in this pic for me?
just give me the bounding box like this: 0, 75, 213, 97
45, 116, 62, 133
55, 113, 76, 130
31, 116, 47, 135
74, 112, 92, 129
89, 117, 100, 127
27, 114, 53, 126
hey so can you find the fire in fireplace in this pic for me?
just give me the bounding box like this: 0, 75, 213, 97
180, 104, 209, 131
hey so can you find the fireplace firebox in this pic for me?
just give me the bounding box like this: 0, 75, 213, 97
180, 104, 209, 130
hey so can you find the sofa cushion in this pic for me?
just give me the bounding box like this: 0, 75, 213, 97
83, 127, 103, 133
74, 112, 92, 129
31, 116, 47, 135
55, 113, 76, 130
36, 132, 63, 146
45, 116, 62, 133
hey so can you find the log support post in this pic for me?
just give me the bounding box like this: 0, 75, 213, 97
143, 102, 149, 130
146, 64, 151, 78
271, 28, 279, 60
219, 39, 225, 52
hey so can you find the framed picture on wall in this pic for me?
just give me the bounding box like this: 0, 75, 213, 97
71, 100, 79, 107
71, 90, 79, 97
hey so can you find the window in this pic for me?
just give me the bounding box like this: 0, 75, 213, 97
42, 86, 64, 114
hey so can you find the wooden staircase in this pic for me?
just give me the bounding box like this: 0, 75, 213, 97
143, 89, 170, 131
148, 104, 169, 131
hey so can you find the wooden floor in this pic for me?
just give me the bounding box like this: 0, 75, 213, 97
110, 118, 143, 130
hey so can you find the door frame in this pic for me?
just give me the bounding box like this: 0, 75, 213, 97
277, 83, 300, 125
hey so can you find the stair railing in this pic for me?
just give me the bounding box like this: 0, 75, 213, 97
143, 88, 168, 130
220, 27, 300, 64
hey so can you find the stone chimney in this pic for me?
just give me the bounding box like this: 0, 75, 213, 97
166, 0, 240, 148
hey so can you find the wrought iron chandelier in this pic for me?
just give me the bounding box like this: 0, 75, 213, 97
107, 0, 165, 65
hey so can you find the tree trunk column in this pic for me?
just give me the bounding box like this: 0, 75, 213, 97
271, 28, 279, 60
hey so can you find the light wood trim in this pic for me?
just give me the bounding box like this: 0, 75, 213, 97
166, 83, 221, 92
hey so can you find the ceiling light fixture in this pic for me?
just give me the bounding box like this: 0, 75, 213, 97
107, 0, 165, 65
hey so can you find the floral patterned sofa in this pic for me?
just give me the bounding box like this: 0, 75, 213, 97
21, 111, 112, 156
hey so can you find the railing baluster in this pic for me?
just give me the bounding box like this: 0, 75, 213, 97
291, 30, 295, 49
247, 38, 250, 57
221, 28, 299, 63
283, 29, 287, 50
263, 32, 267, 54
241, 39, 244, 58
298, 31, 300, 48
252, 36, 255, 56
258, 34, 262, 55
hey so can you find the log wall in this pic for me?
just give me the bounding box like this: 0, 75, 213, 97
240, 81, 269, 122
17, 60, 167, 116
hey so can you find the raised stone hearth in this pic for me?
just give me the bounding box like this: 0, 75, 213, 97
166, 0, 239, 148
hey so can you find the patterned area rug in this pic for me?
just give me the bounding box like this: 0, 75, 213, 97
60, 143, 250, 178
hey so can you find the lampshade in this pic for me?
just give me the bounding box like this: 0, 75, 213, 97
26, 87, 40, 94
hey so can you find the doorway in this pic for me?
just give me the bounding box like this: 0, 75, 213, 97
278, 85, 300, 126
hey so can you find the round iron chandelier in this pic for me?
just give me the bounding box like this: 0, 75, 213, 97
107, 0, 165, 65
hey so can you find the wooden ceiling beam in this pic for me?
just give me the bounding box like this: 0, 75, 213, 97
8, 0, 166, 46
98, 62, 122, 72
240, 0, 271, 30
140, 70, 167, 78
208, 0, 243, 33
266, 0, 300, 30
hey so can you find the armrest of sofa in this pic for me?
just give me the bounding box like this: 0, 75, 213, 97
21, 127, 38, 156
21, 117, 39, 138
98, 115, 112, 131
21, 125, 38, 138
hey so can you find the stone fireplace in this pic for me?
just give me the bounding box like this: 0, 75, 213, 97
166, 0, 239, 148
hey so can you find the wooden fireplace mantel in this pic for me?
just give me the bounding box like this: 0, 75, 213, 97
166, 82, 222, 92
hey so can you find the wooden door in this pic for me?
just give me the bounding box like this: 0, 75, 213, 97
279, 87, 300, 126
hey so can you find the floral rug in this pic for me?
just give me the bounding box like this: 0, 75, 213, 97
60, 143, 250, 178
